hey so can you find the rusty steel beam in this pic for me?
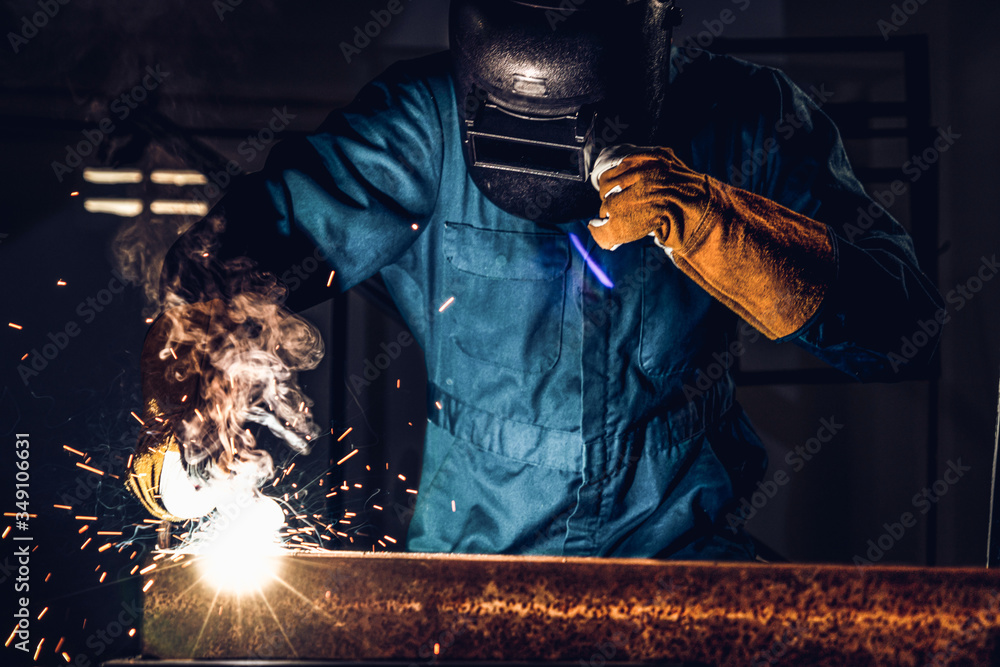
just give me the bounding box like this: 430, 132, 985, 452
141, 552, 1000, 665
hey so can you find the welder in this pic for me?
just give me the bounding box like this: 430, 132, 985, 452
127, 0, 943, 560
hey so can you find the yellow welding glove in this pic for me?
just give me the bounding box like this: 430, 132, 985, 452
126, 300, 226, 522
588, 145, 834, 339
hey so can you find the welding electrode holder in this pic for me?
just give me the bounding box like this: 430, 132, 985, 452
126, 301, 228, 522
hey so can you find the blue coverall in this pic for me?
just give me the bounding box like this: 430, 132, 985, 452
167, 49, 943, 559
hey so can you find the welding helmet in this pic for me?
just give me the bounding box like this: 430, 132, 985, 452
450, 0, 682, 224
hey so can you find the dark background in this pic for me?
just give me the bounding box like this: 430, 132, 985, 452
0, 0, 997, 665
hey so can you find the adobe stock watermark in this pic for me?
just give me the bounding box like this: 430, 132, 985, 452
72, 598, 141, 666
348, 330, 415, 394
213, 0, 244, 21
725, 416, 844, 533
842, 126, 960, 244
852, 458, 971, 565
681, 290, 802, 401
189, 106, 297, 201
340, 0, 413, 64
887, 254, 999, 373
51, 65, 171, 182
681, 321, 763, 401
17, 269, 132, 386
7, 0, 70, 54
673, 0, 754, 74
729, 83, 835, 188
877, 0, 933, 41
583, 244, 669, 326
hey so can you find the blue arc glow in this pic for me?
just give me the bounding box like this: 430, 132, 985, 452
569, 233, 615, 288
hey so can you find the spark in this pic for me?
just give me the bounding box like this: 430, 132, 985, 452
336, 427, 353, 442
53, 504, 72, 511
142, 579, 154, 593
383, 535, 397, 544
438, 296, 455, 312
372, 505, 383, 511
97, 530, 121, 535
1, 527, 9, 539
405, 489, 418, 495
56, 279, 67, 286
334, 449, 360, 468
20, 353, 28, 360
5, 626, 16, 647
326, 270, 336, 287
37, 607, 47, 620
398, 474, 406, 481
98, 544, 112, 553
397, 379, 400, 388
130, 411, 145, 425
411, 223, 419, 230
33, 638, 44, 661
434, 643, 441, 655
8, 322, 23, 330
75, 462, 104, 476
99, 572, 107, 583
452, 500, 457, 512
128, 628, 136, 637
75, 516, 97, 521
69, 191, 79, 197
139, 563, 157, 575
80, 537, 91, 549
435, 401, 443, 410
54, 637, 64, 653
62, 653, 71, 663
62, 445, 85, 456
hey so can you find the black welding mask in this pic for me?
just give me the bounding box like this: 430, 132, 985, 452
450, 0, 682, 224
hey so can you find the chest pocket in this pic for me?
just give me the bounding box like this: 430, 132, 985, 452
443, 222, 568, 374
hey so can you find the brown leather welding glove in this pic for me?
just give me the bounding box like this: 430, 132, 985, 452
589, 145, 834, 339
126, 300, 227, 521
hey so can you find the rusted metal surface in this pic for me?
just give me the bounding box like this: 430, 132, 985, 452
142, 552, 1000, 665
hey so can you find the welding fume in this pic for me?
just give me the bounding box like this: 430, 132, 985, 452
126, 0, 942, 561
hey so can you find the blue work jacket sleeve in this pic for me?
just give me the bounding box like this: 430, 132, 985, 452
160, 55, 446, 312
743, 68, 944, 382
